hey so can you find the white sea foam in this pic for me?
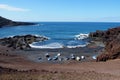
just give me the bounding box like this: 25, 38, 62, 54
34, 34, 50, 39
29, 42, 64, 49
67, 42, 89, 48
75, 33, 89, 40
29, 41, 90, 49
67, 44, 87, 48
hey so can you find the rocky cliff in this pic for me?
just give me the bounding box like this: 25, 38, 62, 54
0, 16, 36, 27
89, 27, 120, 61
0, 35, 48, 50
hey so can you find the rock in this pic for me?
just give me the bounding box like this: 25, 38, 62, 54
90, 26, 120, 61
76, 56, 81, 61
89, 30, 105, 41
0, 16, 37, 27
45, 53, 50, 58
38, 57, 42, 60
0, 35, 48, 50
81, 56, 85, 59
92, 56, 97, 60
57, 53, 61, 56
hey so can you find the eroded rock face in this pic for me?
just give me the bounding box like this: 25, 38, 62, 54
0, 16, 36, 27
0, 35, 48, 50
90, 27, 120, 61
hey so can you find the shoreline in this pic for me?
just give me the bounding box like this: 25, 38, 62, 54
0, 34, 103, 63
0, 40, 104, 63
23, 40, 105, 63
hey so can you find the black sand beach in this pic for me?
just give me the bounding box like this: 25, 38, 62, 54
8, 41, 103, 63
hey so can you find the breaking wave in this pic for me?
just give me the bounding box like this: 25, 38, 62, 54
29, 42, 89, 49
29, 33, 90, 49
75, 33, 89, 40
29, 42, 64, 49
66, 44, 87, 48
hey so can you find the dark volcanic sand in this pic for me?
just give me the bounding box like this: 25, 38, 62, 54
9, 42, 104, 63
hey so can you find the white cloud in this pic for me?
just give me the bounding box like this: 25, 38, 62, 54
0, 4, 29, 12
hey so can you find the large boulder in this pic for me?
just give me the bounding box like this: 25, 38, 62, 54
90, 27, 120, 61
0, 35, 48, 50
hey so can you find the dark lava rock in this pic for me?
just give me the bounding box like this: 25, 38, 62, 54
0, 35, 48, 50
0, 16, 36, 27
90, 27, 120, 61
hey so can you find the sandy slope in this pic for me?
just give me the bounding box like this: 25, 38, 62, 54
0, 45, 120, 80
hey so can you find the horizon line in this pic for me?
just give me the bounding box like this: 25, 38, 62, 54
20, 21, 120, 23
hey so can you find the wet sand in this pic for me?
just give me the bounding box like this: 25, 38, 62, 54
9, 42, 103, 63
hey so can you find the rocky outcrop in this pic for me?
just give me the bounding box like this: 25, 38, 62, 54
0, 16, 36, 27
0, 35, 48, 50
89, 27, 120, 61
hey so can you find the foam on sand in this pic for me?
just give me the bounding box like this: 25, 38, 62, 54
29, 42, 64, 49
67, 44, 86, 48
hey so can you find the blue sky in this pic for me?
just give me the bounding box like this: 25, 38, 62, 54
0, 0, 120, 22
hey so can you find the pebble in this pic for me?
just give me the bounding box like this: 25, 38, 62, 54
57, 53, 61, 56
81, 56, 85, 59
76, 56, 81, 61
45, 53, 50, 58
38, 57, 42, 60
92, 56, 97, 59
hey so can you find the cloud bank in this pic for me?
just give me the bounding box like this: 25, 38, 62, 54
0, 4, 29, 12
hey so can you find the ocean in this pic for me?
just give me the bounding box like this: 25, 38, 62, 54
0, 22, 120, 49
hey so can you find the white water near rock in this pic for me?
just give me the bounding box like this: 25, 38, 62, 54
75, 33, 89, 40
29, 33, 90, 49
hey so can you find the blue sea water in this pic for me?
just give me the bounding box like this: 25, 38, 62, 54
0, 22, 120, 49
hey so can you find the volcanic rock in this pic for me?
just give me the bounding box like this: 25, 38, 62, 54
0, 35, 48, 50
0, 16, 36, 27
90, 27, 120, 61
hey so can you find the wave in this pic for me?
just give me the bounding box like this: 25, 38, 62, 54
67, 42, 89, 48
29, 42, 89, 49
75, 33, 89, 40
67, 44, 87, 48
34, 34, 50, 39
29, 42, 64, 49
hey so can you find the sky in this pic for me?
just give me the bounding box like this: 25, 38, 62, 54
0, 0, 120, 22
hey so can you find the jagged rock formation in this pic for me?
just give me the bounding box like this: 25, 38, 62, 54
0, 16, 36, 27
89, 27, 120, 61
0, 35, 48, 50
